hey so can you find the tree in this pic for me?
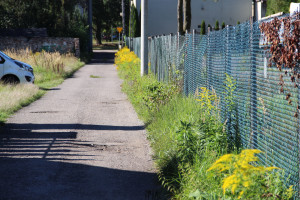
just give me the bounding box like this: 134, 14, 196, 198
183, 0, 191, 33
266, 0, 300, 16
93, 0, 104, 44
215, 20, 219, 31
122, 0, 130, 37
129, 4, 140, 37
0, 0, 89, 52
93, 0, 122, 44
177, 0, 183, 34
200, 20, 206, 35
177, 0, 191, 33
221, 22, 225, 29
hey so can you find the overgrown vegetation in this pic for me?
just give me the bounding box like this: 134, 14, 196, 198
115, 47, 294, 199
266, 0, 300, 16
0, 0, 89, 55
0, 49, 84, 124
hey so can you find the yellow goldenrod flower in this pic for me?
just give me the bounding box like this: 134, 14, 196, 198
208, 149, 284, 199
238, 191, 244, 199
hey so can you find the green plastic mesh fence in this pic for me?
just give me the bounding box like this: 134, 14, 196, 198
127, 14, 300, 196
126, 37, 141, 58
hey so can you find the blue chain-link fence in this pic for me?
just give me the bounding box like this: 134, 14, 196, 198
126, 14, 300, 195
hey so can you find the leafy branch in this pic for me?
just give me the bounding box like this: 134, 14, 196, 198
260, 13, 300, 117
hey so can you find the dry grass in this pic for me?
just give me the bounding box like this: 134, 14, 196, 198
0, 84, 39, 111
4, 48, 79, 74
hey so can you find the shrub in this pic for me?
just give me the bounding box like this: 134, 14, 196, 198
222, 22, 226, 29
200, 20, 206, 35
215, 20, 220, 31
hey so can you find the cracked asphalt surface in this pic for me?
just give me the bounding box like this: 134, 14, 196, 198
0, 50, 161, 200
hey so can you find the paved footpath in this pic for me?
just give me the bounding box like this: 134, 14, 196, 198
0, 50, 161, 200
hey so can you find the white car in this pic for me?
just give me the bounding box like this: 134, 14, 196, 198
0, 51, 35, 84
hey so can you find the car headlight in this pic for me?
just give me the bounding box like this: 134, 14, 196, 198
15, 61, 31, 72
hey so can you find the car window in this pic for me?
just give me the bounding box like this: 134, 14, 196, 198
0, 56, 5, 64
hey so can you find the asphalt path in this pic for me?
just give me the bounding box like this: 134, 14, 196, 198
0, 50, 161, 200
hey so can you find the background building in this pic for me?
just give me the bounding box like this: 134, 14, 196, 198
134, 0, 253, 36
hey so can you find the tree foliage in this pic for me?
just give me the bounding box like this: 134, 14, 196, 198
121, 0, 130, 37
215, 20, 219, 31
260, 13, 300, 117
200, 20, 206, 35
221, 22, 225, 29
0, 0, 89, 52
129, 5, 140, 37
93, 0, 122, 44
266, 0, 300, 16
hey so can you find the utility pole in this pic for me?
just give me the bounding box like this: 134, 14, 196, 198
252, 0, 257, 21
88, 0, 93, 53
141, 0, 148, 76
122, 0, 126, 41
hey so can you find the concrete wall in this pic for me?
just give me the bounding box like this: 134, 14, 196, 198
0, 37, 80, 57
136, 0, 252, 36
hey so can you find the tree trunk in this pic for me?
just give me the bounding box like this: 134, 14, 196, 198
96, 27, 102, 45
177, 0, 183, 34
122, 0, 126, 37
183, 0, 191, 33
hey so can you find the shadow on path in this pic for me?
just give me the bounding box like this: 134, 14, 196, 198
89, 51, 115, 64
0, 122, 163, 200
3, 123, 145, 132
0, 157, 160, 200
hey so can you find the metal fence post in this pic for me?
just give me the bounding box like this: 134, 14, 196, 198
184, 29, 189, 96
169, 33, 173, 81
141, 0, 148, 76
298, 79, 300, 198
250, 17, 258, 149
207, 27, 211, 89
192, 29, 196, 94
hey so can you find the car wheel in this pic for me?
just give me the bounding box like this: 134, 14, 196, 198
2, 75, 20, 85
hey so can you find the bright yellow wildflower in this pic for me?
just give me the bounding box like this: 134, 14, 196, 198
237, 191, 244, 199
207, 154, 235, 172
196, 87, 218, 113
114, 47, 140, 71
222, 174, 239, 194
208, 149, 282, 199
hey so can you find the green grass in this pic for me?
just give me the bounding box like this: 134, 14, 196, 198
0, 84, 45, 125
90, 75, 101, 78
93, 41, 119, 50
0, 50, 84, 124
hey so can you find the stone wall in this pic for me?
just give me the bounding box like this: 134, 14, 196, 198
0, 37, 80, 57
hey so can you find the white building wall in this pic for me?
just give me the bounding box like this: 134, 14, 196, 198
136, 0, 252, 36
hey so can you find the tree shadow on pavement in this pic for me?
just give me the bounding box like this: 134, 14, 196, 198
0, 157, 162, 200
0, 123, 166, 200
2, 123, 145, 132
89, 51, 116, 64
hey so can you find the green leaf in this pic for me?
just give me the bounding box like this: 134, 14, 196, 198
189, 189, 201, 198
